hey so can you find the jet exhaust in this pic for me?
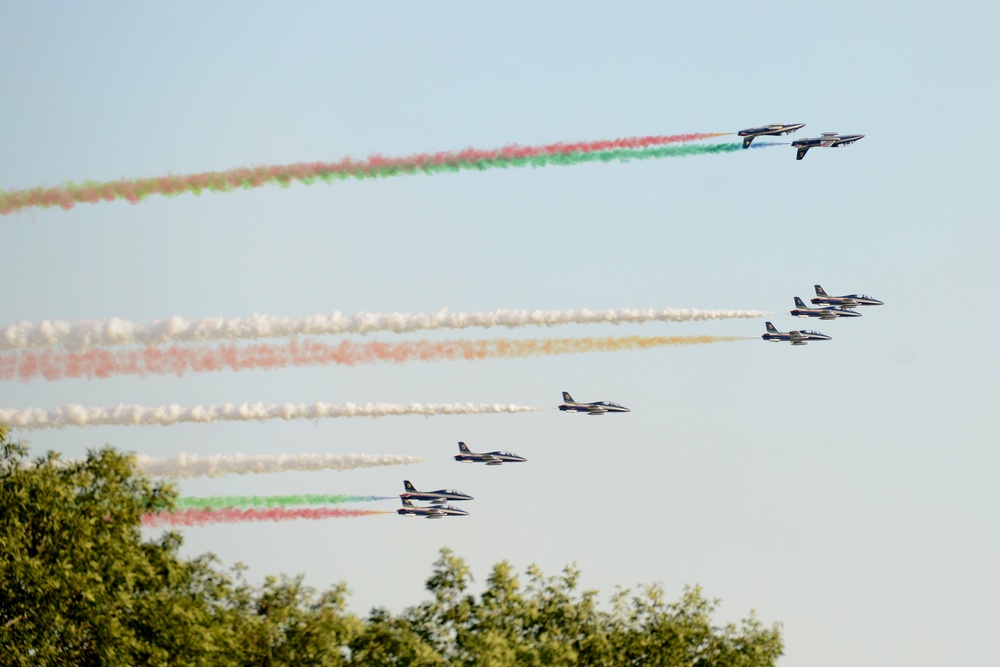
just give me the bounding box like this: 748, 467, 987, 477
142, 507, 390, 528
1, 306, 769, 352
2, 335, 750, 381
0, 401, 546, 431
1, 133, 749, 216
135, 452, 426, 479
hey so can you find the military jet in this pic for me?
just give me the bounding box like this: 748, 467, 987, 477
454, 441, 526, 465
790, 296, 861, 320
791, 132, 864, 160
761, 321, 831, 346
558, 391, 630, 415
811, 285, 884, 308
400, 480, 474, 504
737, 123, 806, 149
397, 498, 469, 519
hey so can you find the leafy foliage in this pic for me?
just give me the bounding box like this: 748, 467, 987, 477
0, 427, 782, 666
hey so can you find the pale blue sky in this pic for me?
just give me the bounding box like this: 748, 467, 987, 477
2, 2, 998, 665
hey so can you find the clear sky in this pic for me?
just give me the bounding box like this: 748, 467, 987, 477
2, 2, 998, 665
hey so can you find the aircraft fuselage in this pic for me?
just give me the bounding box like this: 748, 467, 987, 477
738, 123, 806, 148
792, 133, 865, 160
811, 295, 883, 307
790, 306, 861, 319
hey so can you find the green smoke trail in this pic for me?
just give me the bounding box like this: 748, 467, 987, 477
1, 141, 768, 215
312, 142, 752, 183
175, 494, 391, 510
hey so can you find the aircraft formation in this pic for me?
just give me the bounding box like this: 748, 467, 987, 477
397, 392, 631, 518
761, 284, 884, 346
400, 281, 885, 519
737, 123, 865, 160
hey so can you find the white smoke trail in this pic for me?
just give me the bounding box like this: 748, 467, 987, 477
135, 452, 426, 479
0, 401, 546, 431
0, 307, 769, 351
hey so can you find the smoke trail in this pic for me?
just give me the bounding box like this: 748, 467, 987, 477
142, 507, 389, 527
0, 335, 746, 381
0, 401, 545, 431
137, 452, 425, 479
0, 306, 768, 351
0, 136, 756, 215
175, 494, 392, 509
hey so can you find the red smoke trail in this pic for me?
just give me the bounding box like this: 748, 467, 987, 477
142, 507, 389, 527
0, 132, 728, 215
0, 335, 743, 381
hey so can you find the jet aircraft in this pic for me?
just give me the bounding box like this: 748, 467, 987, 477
737, 123, 806, 149
761, 321, 831, 346
791, 132, 865, 160
558, 391, 630, 415
397, 498, 469, 519
454, 441, 526, 465
400, 480, 474, 504
811, 285, 884, 308
790, 296, 861, 320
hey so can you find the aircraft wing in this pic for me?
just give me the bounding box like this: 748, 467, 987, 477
482, 454, 500, 463
789, 331, 805, 342
587, 407, 608, 414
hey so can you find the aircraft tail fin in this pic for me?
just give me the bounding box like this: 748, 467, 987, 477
458, 442, 471, 454
796, 146, 809, 160
403, 480, 417, 492
814, 285, 829, 297
400, 498, 414, 507
765, 321, 779, 333
742, 136, 754, 149
794, 296, 808, 309
562, 391, 575, 404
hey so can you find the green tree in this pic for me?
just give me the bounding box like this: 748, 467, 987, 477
0, 427, 241, 665
368, 547, 783, 667
0, 429, 362, 666
0, 427, 782, 667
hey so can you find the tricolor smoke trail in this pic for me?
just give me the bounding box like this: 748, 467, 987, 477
136, 452, 425, 479
1, 335, 748, 382
142, 507, 389, 527
0, 306, 768, 351
0, 135, 765, 216
174, 494, 392, 509
0, 401, 545, 431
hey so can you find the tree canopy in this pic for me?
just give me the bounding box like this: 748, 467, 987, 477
0, 426, 782, 666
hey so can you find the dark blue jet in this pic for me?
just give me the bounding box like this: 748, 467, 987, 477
790, 296, 862, 320
791, 132, 865, 160
400, 480, 473, 504
761, 321, 831, 346
558, 391, 630, 415
397, 498, 469, 519
811, 285, 884, 308
454, 442, 526, 465
737, 123, 806, 149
